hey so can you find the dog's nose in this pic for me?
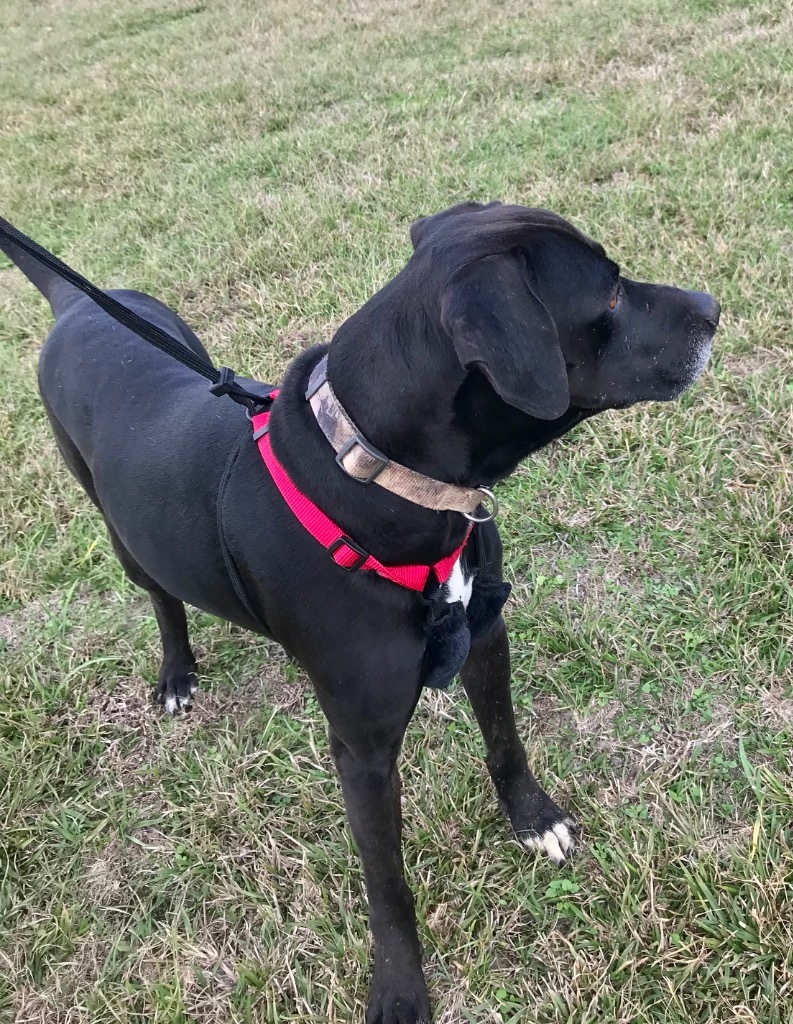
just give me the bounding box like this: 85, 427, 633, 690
685, 290, 721, 328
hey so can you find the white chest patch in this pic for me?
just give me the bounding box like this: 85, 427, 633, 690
443, 558, 473, 608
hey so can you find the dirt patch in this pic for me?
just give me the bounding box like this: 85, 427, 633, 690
722, 346, 793, 380
204, 657, 308, 718
434, 989, 469, 1024
602, 54, 679, 87
0, 611, 23, 648
526, 539, 652, 615
179, 940, 238, 998
198, 313, 240, 349
717, 18, 790, 47
572, 698, 623, 740
759, 686, 793, 727
529, 689, 566, 726
12, 933, 108, 1022
276, 326, 330, 356
263, 673, 307, 714
65, 674, 167, 788
571, 688, 737, 771
80, 673, 156, 727
83, 829, 174, 907
426, 902, 457, 945
0, 595, 63, 652
59, 660, 309, 797
0, 588, 137, 654
84, 840, 126, 903
629, 716, 734, 775
13, 988, 75, 1024
697, 821, 755, 860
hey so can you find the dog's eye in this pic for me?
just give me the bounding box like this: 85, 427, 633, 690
608, 284, 621, 310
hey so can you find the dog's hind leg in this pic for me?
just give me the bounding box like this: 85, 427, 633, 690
42, 402, 197, 715
105, 528, 198, 715
460, 620, 576, 866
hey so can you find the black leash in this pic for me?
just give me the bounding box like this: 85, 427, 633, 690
0, 217, 264, 413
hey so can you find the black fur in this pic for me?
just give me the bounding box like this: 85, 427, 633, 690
421, 599, 470, 691
0, 201, 719, 1023
419, 570, 512, 691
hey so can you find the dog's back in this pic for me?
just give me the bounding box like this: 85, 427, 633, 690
38, 289, 211, 462
0, 220, 267, 628
38, 290, 260, 617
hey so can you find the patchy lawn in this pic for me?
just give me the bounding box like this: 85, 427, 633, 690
1, 0, 791, 1021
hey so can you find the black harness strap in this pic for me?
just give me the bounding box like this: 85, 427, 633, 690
473, 520, 488, 571
216, 425, 273, 632
0, 217, 263, 412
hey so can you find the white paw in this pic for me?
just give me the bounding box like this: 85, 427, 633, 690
518, 820, 576, 865
164, 692, 193, 714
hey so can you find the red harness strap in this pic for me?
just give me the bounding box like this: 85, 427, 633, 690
251, 398, 471, 592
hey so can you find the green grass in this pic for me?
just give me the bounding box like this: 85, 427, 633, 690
1, 0, 792, 1021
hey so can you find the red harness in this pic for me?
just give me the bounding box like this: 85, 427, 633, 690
251, 395, 471, 592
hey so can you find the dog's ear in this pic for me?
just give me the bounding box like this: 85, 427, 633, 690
410, 200, 503, 250
441, 254, 569, 420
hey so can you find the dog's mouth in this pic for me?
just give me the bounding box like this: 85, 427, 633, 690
660, 332, 714, 400
568, 329, 715, 411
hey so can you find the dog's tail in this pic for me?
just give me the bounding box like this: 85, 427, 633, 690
0, 216, 81, 317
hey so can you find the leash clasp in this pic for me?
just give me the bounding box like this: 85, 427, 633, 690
209, 366, 237, 397
463, 487, 498, 524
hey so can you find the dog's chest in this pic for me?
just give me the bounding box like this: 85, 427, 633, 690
442, 559, 473, 608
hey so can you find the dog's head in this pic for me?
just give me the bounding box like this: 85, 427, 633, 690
408, 201, 720, 420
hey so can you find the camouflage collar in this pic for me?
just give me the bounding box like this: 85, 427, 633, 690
305, 354, 496, 520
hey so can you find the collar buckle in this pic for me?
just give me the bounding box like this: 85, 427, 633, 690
335, 433, 390, 484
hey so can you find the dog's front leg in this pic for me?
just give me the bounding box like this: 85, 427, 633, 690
329, 728, 431, 1024
460, 619, 576, 865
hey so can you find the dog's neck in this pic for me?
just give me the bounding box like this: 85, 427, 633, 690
327, 271, 591, 489
269, 275, 593, 568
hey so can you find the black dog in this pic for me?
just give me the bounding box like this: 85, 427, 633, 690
1, 202, 719, 1023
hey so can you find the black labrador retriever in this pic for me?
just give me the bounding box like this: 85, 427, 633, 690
1, 201, 719, 1022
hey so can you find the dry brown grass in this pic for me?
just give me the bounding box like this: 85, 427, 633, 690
2, 0, 792, 1020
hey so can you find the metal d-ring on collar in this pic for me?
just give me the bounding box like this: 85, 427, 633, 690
464, 487, 499, 523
